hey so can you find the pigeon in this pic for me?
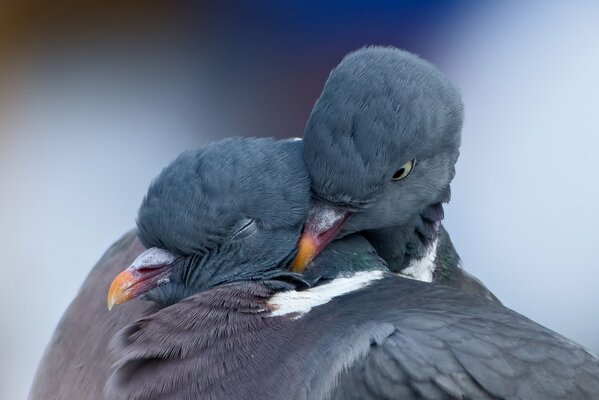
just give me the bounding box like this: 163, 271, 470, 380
29, 47, 487, 399
30, 137, 311, 400
293, 46, 497, 301
106, 137, 599, 400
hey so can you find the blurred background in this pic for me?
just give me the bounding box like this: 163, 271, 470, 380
1, 1, 598, 398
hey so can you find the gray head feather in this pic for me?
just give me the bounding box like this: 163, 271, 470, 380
304, 46, 463, 217
136, 138, 311, 305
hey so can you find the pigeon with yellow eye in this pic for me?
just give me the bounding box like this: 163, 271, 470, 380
294, 46, 497, 301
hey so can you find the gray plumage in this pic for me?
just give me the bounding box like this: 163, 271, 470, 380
28, 54, 598, 399
29, 136, 599, 399
138, 138, 309, 257
329, 274, 599, 400
29, 138, 312, 399
107, 237, 599, 400
134, 137, 311, 306
304, 47, 461, 210
29, 230, 154, 400
302, 46, 495, 300
99, 138, 597, 399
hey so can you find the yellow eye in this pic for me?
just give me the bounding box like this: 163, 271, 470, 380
391, 160, 415, 181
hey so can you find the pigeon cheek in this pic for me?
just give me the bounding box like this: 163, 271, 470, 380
107, 247, 176, 310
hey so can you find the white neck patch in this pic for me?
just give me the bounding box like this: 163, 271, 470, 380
268, 270, 384, 318
399, 239, 438, 283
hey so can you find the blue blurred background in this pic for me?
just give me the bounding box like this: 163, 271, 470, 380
1, 1, 598, 398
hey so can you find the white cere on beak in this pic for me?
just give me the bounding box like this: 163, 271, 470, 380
131, 247, 176, 270
307, 204, 346, 232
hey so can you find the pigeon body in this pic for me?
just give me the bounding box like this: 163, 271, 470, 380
300, 46, 496, 301
105, 137, 599, 400
108, 238, 599, 400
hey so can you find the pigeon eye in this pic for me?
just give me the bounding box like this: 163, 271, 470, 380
231, 218, 257, 239
391, 160, 415, 181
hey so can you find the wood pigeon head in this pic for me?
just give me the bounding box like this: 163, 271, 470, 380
107, 138, 310, 308
294, 46, 464, 270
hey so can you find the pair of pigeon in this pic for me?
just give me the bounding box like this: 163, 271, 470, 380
30, 47, 599, 399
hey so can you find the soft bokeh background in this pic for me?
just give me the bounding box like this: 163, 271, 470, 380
1, 1, 598, 398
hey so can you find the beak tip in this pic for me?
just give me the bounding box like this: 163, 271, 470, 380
291, 236, 318, 273
107, 269, 134, 310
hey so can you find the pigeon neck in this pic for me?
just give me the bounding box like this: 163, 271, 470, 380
432, 228, 500, 303
364, 202, 458, 280
302, 234, 389, 282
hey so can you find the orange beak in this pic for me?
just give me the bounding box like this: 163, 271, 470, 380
107, 269, 137, 310
291, 203, 350, 273
107, 247, 176, 310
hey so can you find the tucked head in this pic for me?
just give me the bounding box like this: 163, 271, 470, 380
294, 46, 463, 270
108, 138, 311, 308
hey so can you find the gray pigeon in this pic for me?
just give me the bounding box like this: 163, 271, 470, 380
106, 137, 599, 400
295, 46, 497, 301
30, 137, 311, 400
